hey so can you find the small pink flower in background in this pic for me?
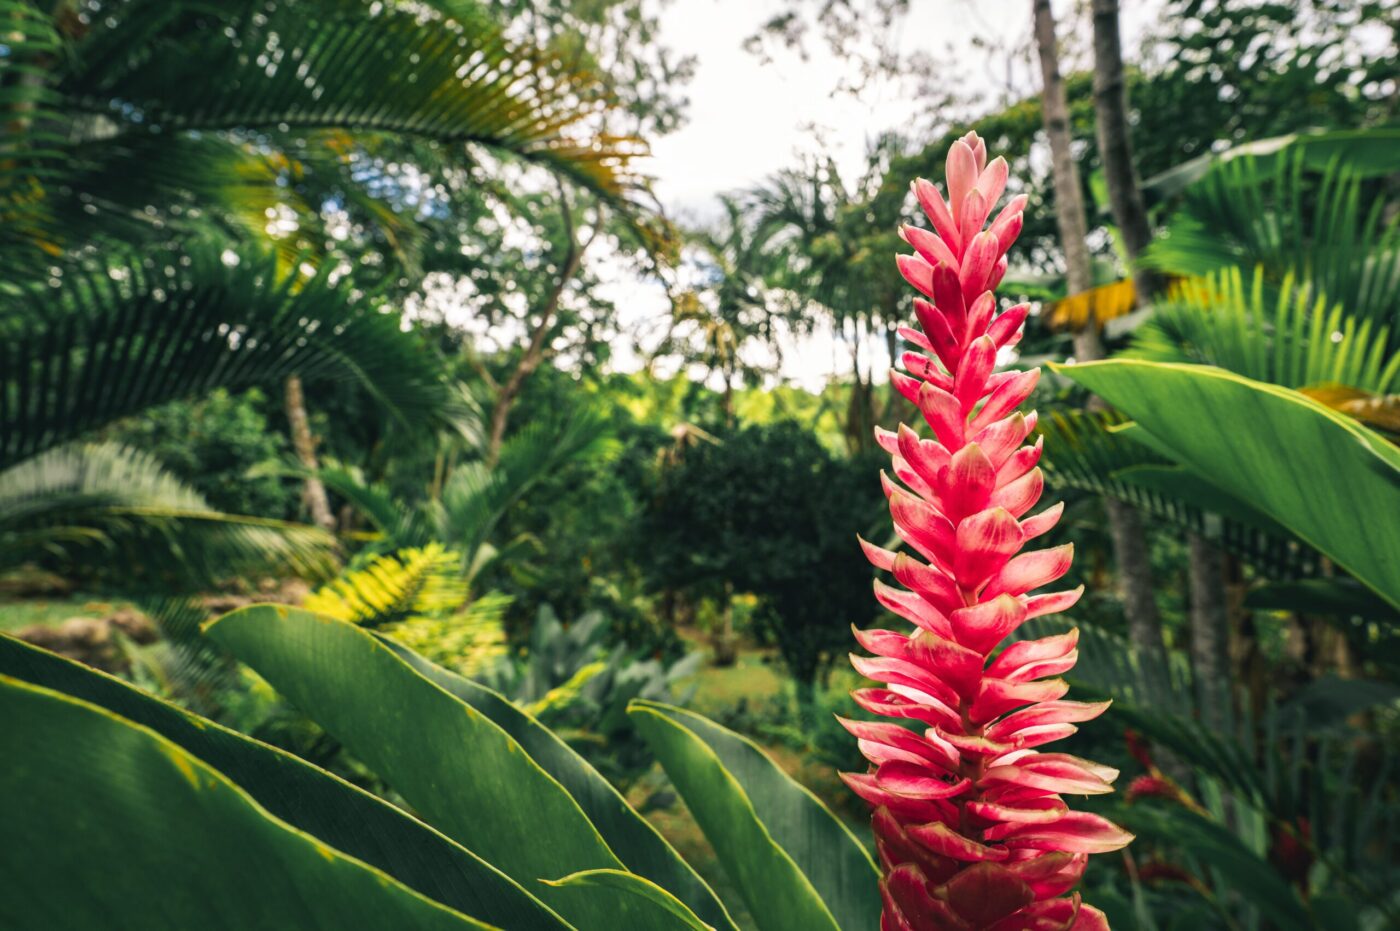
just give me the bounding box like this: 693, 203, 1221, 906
843, 131, 1132, 931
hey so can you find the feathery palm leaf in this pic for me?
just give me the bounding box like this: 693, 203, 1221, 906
1141, 151, 1400, 335
0, 241, 447, 468
0, 443, 335, 587
2, 0, 646, 258
1127, 268, 1400, 394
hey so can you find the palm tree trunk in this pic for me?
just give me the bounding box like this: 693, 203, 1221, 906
1090, 0, 1156, 296
1187, 533, 1230, 726
1033, 0, 1166, 668
284, 374, 335, 532
1091, 2, 1245, 709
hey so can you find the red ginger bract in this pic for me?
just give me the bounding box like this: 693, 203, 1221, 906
844, 131, 1132, 931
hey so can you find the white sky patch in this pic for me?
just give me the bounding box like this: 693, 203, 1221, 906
474, 1, 1165, 391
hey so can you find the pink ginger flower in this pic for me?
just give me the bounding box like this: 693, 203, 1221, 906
843, 131, 1132, 931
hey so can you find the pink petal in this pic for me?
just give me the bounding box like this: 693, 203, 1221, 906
954, 507, 1025, 589
859, 536, 898, 572
967, 797, 1068, 827
907, 632, 985, 697
941, 444, 996, 521
893, 553, 963, 614
954, 335, 997, 409
885, 865, 970, 930
913, 299, 962, 373
959, 230, 1000, 300
950, 593, 1027, 654
877, 762, 973, 800
1007, 723, 1079, 749
986, 894, 1082, 931
851, 624, 912, 659
874, 579, 955, 638
946, 141, 978, 226
1019, 502, 1064, 540
973, 412, 1032, 470
917, 382, 967, 450
852, 687, 961, 731
934, 728, 1016, 757
842, 772, 956, 824
991, 467, 1045, 519
908, 821, 1008, 862
932, 262, 968, 342
1023, 586, 1083, 619
985, 544, 1074, 599
850, 654, 960, 712
898, 324, 934, 353
999, 812, 1134, 854
997, 436, 1044, 485
944, 862, 1035, 926
903, 224, 959, 271
959, 190, 991, 247
991, 208, 1024, 254
891, 372, 925, 409
983, 754, 1115, 796
1073, 905, 1111, 931
971, 369, 1041, 433
912, 178, 962, 254
839, 717, 961, 772
965, 292, 996, 341
975, 156, 1009, 211
986, 629, 1079, 679
897, 253, 935, 298
898, 423, 952, 490
987, 303, 1029, 348
971, 677, 1070, 723
988, 256, 1009, 292
984, 700, 1112, 742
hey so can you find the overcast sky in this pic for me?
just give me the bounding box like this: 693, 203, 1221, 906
561, 1, 1164, 390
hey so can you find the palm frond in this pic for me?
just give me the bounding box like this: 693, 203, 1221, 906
0, 240, 446, 468
1126, 268, 1400, 393
1142, 152, 1400, 334
1039, 409, 1323, 579
2, 0, 646, 257
0, 442, 335, 587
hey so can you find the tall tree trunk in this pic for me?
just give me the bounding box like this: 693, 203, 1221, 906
284, 374, 335, 532
1034, 0, 1166, 669
1090, 0, 1158, 299
1188, 533, 1230, 727
1092, 1, 1244, 707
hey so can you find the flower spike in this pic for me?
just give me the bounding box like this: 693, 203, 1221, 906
848, 131, 1131, 930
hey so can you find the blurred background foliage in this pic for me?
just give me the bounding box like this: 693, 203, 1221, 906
2, 0, 1398, 927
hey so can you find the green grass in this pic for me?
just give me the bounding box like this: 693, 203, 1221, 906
0, 596, 137, 632
678, 648, 788, 718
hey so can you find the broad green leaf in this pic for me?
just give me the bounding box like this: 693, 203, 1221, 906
543, 871, 714, 931
0, 674, 492, 931
630, 699, 879, 931
206, 605, 674, 931
1057, 360, 1400, 609
384, 638, 739, 931
0, 634, 570, 931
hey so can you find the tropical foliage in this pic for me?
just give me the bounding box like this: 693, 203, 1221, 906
3, 1, 1399, 929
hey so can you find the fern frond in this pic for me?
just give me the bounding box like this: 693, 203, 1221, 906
303, 544, 465, 628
